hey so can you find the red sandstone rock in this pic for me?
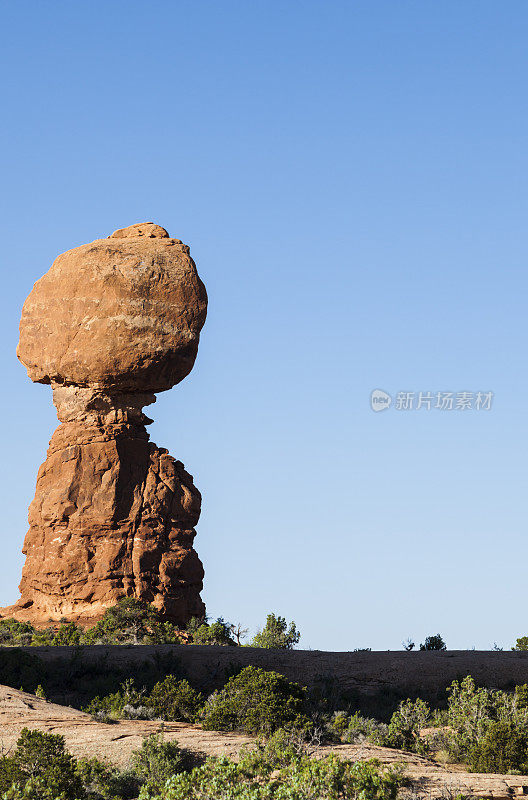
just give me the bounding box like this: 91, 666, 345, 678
17, 222, 207, 392
2, 223, 207, 627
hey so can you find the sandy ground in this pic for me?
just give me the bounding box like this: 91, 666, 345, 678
1, 685, 528, 798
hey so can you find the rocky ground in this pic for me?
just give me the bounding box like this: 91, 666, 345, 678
1, 685, 528, 798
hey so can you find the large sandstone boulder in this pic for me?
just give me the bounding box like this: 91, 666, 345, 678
2, 224, 208, 627
18, 222, 207, 393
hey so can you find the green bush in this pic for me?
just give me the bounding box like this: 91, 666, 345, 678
30, 629, 57, 646
419, 634, 446, 651
189, 618, 235, 646
85, 676, 202, 723
201, 665, 310, 736
0, 601, 185, 648
84, 678, 148, 720
0, 728, 84, 800
468, 720, 528, 773
74, 757, 138, 800
331, 702, 430, 753
0, 620, 35, 647
147, 677, 203, 722
0, 757, 22, 795
240, 728, 312, 770
81, 599, 161, 645
444, 676, 528, 771
250, 614, 300, 649
331, 711, 388, 745
137, 750, 403, 800
512, 637, 528, 651
384, 698, 431, 754
0, 776, 78, 799
445, 676, 496, 762
53, 622, 83, 646
145, 622, 183, 645
131, 736, 190, 798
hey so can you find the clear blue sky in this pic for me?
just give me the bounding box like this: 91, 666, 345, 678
1, 1, 527, 651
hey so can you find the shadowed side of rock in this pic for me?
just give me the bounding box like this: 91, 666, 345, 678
5, 412, 205, 627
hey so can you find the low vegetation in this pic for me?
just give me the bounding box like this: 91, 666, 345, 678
85, 676, 203, 723
0, 727, 403, 800
0, 602, 299, 651
141, 748, 403, 800
5, 609, 528, 787
201, 666, 310, 735
249, 614, 300, 649
81, 655, 528, 777
85, 665, 310, 738
330, 675, 528, 774
0, 728, 189, 800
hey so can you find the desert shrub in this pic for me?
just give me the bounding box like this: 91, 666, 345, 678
190, 618, 235, 646
445, 676, 496, 762
144, 622, 182, 645
330, 701, 433, 753
0, 728, 84, 799
250, 613, 300, 649
331, 711, 389, 745
241, 728, 313, 771
0, 757, 22, 795
467, 720, 528, 773
84, 678, 149, 720
419, 634, 446, 651
131, 736, 191, 798
440, 675, 528, 772
384, 697, 431, 754
31, 628, 59, 646
185, 617, 205, 636
138, 751, 403, 800
330, 710, 349, 737
512, 637, 528, 651
0, 620, 35, 647
0, 731, 194, 800
201, 665, 310, 736
52, 622, 83, 646
0, 622, 82, 648
81, 598, 160, 645
85, 676, 202, 723
0, 777, 78, 799
147, 676, 203, 722
443, 676, 528, 771
75, 757, 139, 799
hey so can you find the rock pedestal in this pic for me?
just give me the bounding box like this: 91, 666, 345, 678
2, 223, 207, 627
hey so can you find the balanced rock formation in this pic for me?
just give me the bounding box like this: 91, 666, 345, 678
3, 223, 207, 627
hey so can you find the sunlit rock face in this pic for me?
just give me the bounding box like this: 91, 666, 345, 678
3, 223, 208, 627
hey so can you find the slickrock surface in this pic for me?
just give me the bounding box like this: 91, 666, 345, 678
23, 646, 528, 698
0, 685, 526, 798
2, 223, 207, 626
0, 685, 253, 766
